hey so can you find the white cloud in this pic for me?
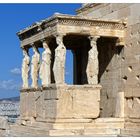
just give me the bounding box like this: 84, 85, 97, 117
0, 79, 21, 90
10, 68, 21, 75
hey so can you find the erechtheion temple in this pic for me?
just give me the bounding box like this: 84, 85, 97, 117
1, 3, 140, 136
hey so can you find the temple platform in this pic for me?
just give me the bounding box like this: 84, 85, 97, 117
5, 117, 140, 136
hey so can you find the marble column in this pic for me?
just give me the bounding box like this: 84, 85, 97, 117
53, 35, 66, 84
86, 36, 99, 84
31, 44, 40, 88
22, 48, 30, 88
39, 40, 51, 87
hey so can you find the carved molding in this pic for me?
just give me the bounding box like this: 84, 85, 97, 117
58, 18, 125, 30
17, 14, 126, 48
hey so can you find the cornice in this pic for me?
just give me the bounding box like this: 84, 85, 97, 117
17, 14, 126, 41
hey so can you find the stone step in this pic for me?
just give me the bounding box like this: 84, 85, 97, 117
10, 128, 140, 137
8, 130, 36, 137
9, 125, 49, 137
84, 122, 124, 129
83, 128, 121, 136
120, 129, 140, 136
48, 129, 83, 136
48, 128, 121, 136
25, 121, 124, 130
8, 124, 123, 136
36, 118, 93, 123
9, 124, 140, 137
93, 118, 124, 123
5, 117, 140, 137
9, 130, 48, 137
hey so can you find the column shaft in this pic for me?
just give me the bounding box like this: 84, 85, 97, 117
53, 35, 66, 84
31, 44, 40, 88
86, 36, 99, 84
39, 40, 51, 86
22, 48, 30, 88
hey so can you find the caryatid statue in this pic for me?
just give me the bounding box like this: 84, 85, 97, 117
39, 40, 51, 86
22, 48, 30, 88
86, 36, 99, 84
53, 35, 66, 84
31, 44, 40, 88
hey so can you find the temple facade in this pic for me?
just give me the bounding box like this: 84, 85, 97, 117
1, 3, 140, 136
18, 14, 125, 122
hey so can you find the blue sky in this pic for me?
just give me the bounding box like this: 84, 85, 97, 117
0, 3, 81, 99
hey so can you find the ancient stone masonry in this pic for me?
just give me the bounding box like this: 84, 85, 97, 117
6, 8, 140, 136
18, 14, 125, 90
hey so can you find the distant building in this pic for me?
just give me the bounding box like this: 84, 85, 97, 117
0, 100, 20, 123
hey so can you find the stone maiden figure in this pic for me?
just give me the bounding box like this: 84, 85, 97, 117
53, 35, 66, 84
86, 36, 99, 84
31, 45, 40, 88
39, 40, 51, 87
22, 48, 30, 89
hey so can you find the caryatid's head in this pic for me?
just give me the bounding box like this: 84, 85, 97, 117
56, 35, 63, 45
23, 48, 29, 56
32, 45, 39, 54
42, 41, 49, 49
89, 36, 99, 48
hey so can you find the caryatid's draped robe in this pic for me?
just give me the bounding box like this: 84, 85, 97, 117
86, 37, 99, 84
31, 47, 40, 88
22, 49, 30, 88
39, 41, 51, 86
53, 36, 66, 84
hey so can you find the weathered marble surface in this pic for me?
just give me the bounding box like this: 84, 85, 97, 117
53, 36, 66, 84
15, 3, 140, 137
20, 85, 101, 120
86, 36, 99, 84
39, 41, 51, 86
115, 92, 124, 117
31, 46, 40, 88
22, 48, 30, 88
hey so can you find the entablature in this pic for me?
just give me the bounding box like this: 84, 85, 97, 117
17, 14, 126, 48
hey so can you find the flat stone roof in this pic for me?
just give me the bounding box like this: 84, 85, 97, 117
17, 13, 126, 48
17, 13, 126, 36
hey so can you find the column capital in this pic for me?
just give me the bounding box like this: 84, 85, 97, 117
21, 47, 29, 54
40, 38, 46, 43
22, 47, 29, 52
55, 34, 65, 46
116, 37, 125, 46
54, 33, 66, 38
40, 38, 50, 43
21, 45, 24, 49
88, 36, 100, 42
88, 36, 100, 47
30, 43, 36, 47
42, 40, 49, 49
